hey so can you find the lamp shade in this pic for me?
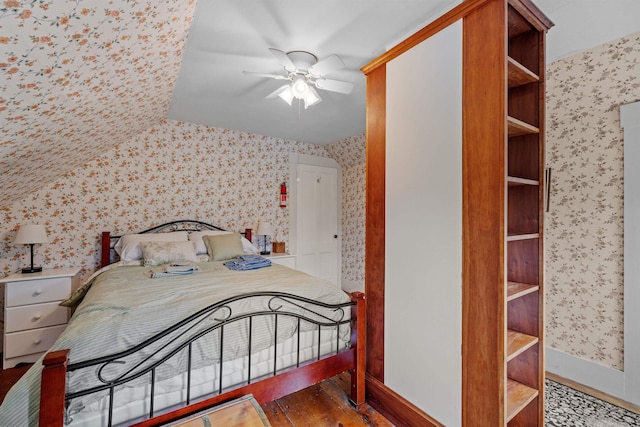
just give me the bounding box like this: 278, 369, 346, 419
256, 221, 273, 236
14, 224, 48, 244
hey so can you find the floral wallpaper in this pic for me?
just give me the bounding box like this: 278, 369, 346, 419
545, 31, 640, 370
326, 133, 366, 292
0, 0, 196, 208
0, 119, 366, 351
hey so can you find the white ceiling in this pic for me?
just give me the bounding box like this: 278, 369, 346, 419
167, 0, 461, 145
168, 0, 640, 145
535, 0, 640, 63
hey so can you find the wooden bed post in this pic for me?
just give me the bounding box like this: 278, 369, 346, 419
101, 231, 111, 268
350, 291, 366, 407
39, 349, 70, 427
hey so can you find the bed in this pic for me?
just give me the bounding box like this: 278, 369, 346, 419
0, 220, 365, 426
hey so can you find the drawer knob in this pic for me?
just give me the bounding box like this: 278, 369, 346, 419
33, 289, 42, 296
33, 338, 42, 345
32, 314, 42, 322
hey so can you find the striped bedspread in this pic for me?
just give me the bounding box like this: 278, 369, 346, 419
0, 261, 350, 426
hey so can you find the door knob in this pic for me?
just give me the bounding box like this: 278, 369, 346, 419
334, 235, 338, 239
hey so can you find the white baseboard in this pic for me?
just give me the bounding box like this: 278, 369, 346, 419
546, 346, 631, 402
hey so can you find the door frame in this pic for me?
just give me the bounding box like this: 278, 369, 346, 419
288, 153, 342, 287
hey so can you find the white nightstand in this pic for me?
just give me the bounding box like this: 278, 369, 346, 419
265, 253, 296, 270
2, 267, 80, 369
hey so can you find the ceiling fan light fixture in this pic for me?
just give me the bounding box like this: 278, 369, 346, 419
291, 76, 308, 99
248, 48, 352, 110
303, 87, 322, 109
277, 86, 294, 105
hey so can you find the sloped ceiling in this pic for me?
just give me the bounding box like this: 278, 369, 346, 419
2, 0, 639, 211
0, 0, 460, 210
0, 0, 198, 209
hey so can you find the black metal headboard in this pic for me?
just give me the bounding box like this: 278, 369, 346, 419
101, 220, 251, 267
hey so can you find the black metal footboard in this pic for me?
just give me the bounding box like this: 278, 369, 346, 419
61, 292, 354, 426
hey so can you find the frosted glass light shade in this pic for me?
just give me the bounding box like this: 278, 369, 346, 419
14, 224, 48, 244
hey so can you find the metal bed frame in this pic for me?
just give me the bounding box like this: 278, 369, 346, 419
39, 221, 365, 426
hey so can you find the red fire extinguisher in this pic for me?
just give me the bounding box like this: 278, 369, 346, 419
280, 182, 287, 208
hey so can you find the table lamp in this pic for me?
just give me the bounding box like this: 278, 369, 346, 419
256, 221, 273, 255
14, 224, 48, 273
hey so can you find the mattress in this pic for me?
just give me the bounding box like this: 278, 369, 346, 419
0, 261, 351, 426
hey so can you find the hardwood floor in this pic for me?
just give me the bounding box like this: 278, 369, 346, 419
263, 373, 393, 427
0, 363, 30, 403
0, 365, 393, 426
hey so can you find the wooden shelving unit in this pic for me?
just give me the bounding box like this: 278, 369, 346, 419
504, 2, 551, 425
508, 57, 539, 88
507, 329, 538, 361
507, 176, 539, 186
507, 281, 539, 301
506, 379, 538, 422
363, 1, 552, 425
460, 1, 551, 425
508, 116, 539, 137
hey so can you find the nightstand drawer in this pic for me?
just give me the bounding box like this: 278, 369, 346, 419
5, 277, 72, 307
5, 324, 66, 358
5, 302, 68, 333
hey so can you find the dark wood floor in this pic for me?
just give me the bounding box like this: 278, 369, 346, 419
0, 365, 393, 426
263, 373, 393, 426
0, 363, 30, 403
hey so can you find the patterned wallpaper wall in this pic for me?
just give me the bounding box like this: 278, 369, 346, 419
326, 134, 366, 291
0, 0, 196, 208
0, 119, 366, 350
545, 31, 640, 370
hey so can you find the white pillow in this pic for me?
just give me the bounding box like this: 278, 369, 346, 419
114, 231, 189, 261
190, 230, 258, 255
139, 241, 199, 266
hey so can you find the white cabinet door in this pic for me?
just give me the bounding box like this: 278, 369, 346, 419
297, 164, 339, 286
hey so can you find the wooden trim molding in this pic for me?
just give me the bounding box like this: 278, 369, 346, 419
461, 0, 508, 425
361, 0, 490, 75
365, 64, 386, 382
365, 374, 443, 427
509, 0, 554, 31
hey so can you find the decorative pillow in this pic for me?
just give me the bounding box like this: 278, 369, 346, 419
203, 233, 245, 261
189, 230, 231, 254
139, 241, 199, 266
114, 231, 189, 261
190, 230, 259, 255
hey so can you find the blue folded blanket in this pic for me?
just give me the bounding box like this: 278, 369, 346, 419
223, 254, 272, 271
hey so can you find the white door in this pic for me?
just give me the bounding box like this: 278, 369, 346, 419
297, 164, 339, 286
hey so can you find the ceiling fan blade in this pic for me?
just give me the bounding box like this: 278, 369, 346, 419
308, 54, 344, 78
269, 48, 296, 72
265, 84, 290, 99
242, 71, 289, 80
314, 78, 354, 95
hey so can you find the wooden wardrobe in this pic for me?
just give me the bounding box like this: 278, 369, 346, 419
363, 0, 552, 425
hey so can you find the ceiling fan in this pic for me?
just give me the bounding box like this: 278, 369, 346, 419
243, 49, 354, 109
